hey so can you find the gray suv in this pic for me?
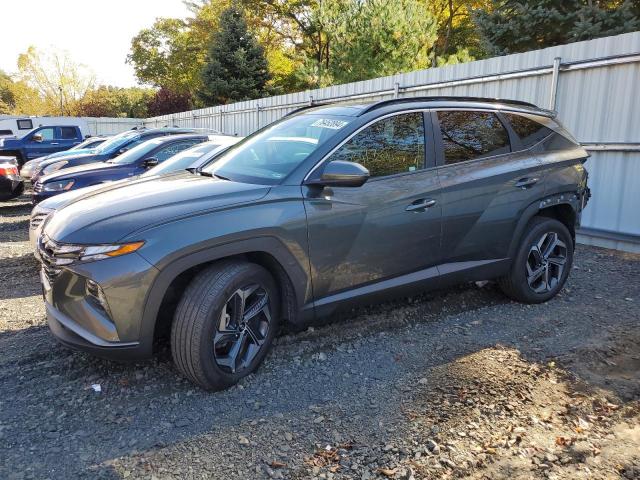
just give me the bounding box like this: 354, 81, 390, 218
36, 97, 590, 390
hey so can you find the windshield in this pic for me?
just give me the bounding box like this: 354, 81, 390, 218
109, 138, 165, 165
94, 130, 141, 154
72, 137, 104, 150
203, 114, 352, 184
143, 141, 221, 176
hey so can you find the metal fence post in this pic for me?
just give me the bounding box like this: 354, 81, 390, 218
548, 57, 561, 110
256, 104, 261, 130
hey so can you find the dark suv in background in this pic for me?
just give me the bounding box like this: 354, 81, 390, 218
36, 97, 590, 390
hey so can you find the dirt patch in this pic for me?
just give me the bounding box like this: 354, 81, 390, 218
1, 193, 639, 480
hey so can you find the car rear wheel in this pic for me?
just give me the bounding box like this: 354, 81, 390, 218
499, 216, 574, 304
171, 261, 279, 390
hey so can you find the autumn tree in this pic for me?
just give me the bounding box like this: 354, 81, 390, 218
0, 71, 16, 114
147, 87, 192, 116
16, 46, 95, 115
76, 86, 154, 118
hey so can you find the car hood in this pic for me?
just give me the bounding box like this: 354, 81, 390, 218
43, 172, 271, 244
39, 161, 122, 183
40, 148, 97, 161
38, 181, 128, 210
39, 152, 103, 170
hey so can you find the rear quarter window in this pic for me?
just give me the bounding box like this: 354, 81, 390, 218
504, 114, 553, 150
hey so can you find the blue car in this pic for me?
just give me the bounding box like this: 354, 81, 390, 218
32, 127, 213, 181
32, 134, 212, 203
20, 136, 109, 181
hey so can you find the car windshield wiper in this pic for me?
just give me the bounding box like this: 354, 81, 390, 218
198, 171, 230, 181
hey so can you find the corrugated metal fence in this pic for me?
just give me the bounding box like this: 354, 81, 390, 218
142, 31, 640, 253
84, 117, 143, 136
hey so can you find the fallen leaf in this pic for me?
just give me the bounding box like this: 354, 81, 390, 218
378, 467, 397, 477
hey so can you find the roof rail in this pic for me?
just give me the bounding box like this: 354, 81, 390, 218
283, 103, 331, 117
358, 96, 548, 115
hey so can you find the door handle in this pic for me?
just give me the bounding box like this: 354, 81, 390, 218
406, 199, 437, 212
51, 142, 59, 145
515, 177, 539, 189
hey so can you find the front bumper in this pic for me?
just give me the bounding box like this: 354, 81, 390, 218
37, 245, 160, 361
46, 302, 147, 361
31, 189, 62, 204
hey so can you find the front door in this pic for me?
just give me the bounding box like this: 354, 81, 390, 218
303, 111, 443, 310
27, 127, 58, 159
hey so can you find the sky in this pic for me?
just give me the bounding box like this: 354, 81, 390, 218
1, 0, 191, 87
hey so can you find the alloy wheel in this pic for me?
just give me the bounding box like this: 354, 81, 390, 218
526, 231, 567, 294
213, 284, 272, 374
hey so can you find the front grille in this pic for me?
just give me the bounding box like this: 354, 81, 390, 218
42, 262, 62, 283
37, 235, 69, 283
33, 181, 43, 193
30, 212, 49, 230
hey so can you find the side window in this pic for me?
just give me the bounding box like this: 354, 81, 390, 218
58, 127, 77, 139
123, 139, 145, 152
154, 140, 200, 162
437, 111, 510, 164
36, 128, 55, 141
505, 113, 552, 150
329, 112, 425, 178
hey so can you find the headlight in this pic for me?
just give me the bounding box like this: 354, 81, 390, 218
40, 239, 145, 265
43, 161, 68, 174
42, 180, 75, 192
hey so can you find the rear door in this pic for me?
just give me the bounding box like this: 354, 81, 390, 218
303, 111, 443, 308
433, 109, 547, 264
55, 126, 82, 150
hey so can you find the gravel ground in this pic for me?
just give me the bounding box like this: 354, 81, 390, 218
1, 193, 639, 480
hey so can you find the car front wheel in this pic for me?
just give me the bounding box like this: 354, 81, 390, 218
171, 261, 279, 390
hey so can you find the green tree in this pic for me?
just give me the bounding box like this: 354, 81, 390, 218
474, 0, 640, 55
198, 6, 271, 105
317, 0, 439, 84
127, 18, 202, 95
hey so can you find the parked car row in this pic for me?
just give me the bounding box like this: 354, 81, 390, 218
29, 136, 241, 244
31, 97, 590, 391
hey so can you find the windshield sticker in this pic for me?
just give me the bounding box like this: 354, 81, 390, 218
310, 119, 348, 130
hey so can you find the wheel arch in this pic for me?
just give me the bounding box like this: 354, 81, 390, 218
140, 237, 310, 348
508, 193, 580, 260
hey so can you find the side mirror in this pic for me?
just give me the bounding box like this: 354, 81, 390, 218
143, 157, 159, 169
31, 134, 43, 143
308, 160, 369, 188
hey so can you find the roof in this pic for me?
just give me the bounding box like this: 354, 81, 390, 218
289, 96, 555, 118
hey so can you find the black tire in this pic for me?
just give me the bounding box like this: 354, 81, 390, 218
499, 216, 574, 304
171, 261, 280, 390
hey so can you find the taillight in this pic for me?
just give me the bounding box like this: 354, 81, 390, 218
0, 166, 18, 176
